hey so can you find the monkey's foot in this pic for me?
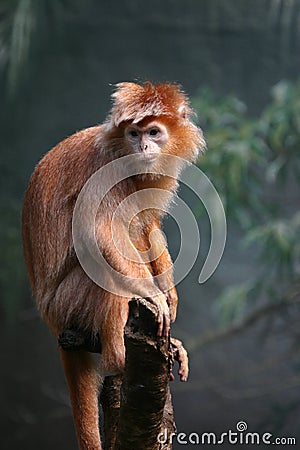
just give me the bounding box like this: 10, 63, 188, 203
170, 337, 189, 382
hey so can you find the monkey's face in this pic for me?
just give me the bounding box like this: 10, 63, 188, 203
124, 120, 169, 163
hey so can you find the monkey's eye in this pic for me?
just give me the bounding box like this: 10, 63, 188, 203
149, 128, 160, 136
129, 130, 138, 137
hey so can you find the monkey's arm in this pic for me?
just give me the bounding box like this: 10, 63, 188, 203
147, 223, 178, 322
96, 221, 171, 336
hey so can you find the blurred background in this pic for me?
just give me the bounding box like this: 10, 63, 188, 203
1, 1, 300, 448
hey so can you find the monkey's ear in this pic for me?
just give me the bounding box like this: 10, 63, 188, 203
178, 104, 187, 119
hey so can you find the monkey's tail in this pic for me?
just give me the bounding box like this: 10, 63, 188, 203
60, 349, 102, 450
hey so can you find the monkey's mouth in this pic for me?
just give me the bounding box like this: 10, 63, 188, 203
142, 152, 159, 163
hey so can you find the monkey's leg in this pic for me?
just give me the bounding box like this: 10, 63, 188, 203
60, 349, 102, 450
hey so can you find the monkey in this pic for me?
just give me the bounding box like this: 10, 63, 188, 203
22, 81, 205, 449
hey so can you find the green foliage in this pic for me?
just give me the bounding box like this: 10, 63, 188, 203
193, 90, 267, 227
244, 216, 300, 277
260, 81, 300, 184
217, 281, 257, 323
193, 80, 300, 324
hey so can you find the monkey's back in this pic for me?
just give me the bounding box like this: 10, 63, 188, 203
22, 125, 104, 304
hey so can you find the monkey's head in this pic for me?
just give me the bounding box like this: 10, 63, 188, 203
106, 81, 205, 166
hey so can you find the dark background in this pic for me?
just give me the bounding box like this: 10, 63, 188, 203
1, 1, 300, 449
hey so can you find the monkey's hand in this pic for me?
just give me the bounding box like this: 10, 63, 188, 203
156, 278, 178, 322
146, 293, 170, 337
170, 337, 189, 382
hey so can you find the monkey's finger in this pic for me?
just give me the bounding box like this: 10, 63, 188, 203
156, 307, 164, 336
163, 312, 170, 337
178, 358, 189, 382
145, 295, 169, 336
179, 373, 188, 382
178, 364, 189, 382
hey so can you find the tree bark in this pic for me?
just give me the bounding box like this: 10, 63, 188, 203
115, 298, 175, 450
100, 375, 122, 450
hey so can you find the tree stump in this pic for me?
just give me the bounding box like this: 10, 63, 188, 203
59, 298, 184, 449
113, 298, 176, 450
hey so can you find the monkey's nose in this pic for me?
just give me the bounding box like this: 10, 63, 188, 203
140, 143, 148, 151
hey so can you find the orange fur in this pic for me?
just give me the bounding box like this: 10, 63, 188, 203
60, 350, 101, 449
22, 81, 205, 449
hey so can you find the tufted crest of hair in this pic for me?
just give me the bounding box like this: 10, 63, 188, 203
109, 81, 194, 127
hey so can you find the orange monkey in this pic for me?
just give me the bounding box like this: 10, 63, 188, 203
22, 81, 205, 449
